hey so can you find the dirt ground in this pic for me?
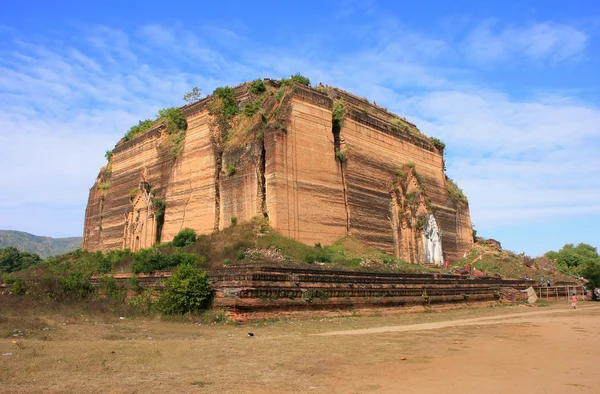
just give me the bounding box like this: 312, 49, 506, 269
1, 301, 599, 393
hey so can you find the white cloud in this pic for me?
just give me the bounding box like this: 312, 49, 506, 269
463, 21, 588, 64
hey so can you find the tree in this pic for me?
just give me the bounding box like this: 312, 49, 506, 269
0, 247, 42, 274
172, 228, 197, 247
183, 87, 202, 104
545, 243, 600, 271
158, 263, 212, 314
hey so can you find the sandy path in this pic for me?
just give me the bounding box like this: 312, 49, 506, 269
317, 305, 600, 336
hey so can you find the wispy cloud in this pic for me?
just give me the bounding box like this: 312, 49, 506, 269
462, 20, 588, 64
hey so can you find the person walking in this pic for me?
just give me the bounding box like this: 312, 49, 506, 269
571, 294, 578, 310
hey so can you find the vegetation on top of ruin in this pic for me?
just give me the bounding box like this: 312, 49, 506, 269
452, 242, 595, 284
183, 86, 202, 104
280, 73, 311, 87
445, 177, 468, 205
118, 107, 187, 154
429, 137, 446, 151
248, 79, 267, 95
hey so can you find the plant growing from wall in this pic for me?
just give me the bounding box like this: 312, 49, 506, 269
105, 150, 113, 162
446, 177, 468, 205
183, 86, 202, 104
154, 197, 165, 242
225, 163, 237, 176
335, 150, 347, 163
248, 79, 266, 95
281, 73, 310, 87
429, 137, 445, 151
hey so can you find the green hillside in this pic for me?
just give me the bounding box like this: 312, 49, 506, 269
0, 230, 81, 258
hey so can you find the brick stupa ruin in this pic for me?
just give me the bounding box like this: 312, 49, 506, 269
82, 79, 474, 265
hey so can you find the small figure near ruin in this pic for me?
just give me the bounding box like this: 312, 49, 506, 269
571, 294, 577, 309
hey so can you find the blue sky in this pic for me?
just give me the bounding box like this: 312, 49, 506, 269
1, 0, 599, 256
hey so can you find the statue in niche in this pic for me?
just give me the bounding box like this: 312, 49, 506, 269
422, 214, 443, 266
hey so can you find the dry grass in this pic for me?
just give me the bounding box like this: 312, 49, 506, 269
1, 301, 598, 393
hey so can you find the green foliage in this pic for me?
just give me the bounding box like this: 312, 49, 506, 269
405, 191, 416, 201
172, 228, 197, 248
157, 263, 213, 315
394, 168, 406, 178
335, 150, 347, 163
213, 86, 238, 119
225, 163, 237, 176
332, 99, 346, 124
129, 275, 142, 293
546, 243, 600, 272
429, 137, 446, 150
274, 87, 285, 103
222, 258, 232, 265
123, 119, 155, 142
183, 86, 202, 104
446, 177, 468, 204
105, 150, 113, 162
154, 198, 166, 242
0, 247, 42, 273
230, 216, 238, 226
62, 271, 94, 299
406, 162, 416, 168
97, 180, 110, 190
414, 172, 424, 186
243, 100, 261, 117
236, 250, 245, 260
99, 275, 124, 301
128, 188, 138, 199
98, 249, 132, 274
158, 107, 187, 135
11, 278, 27, 295
287, 73, 310, 86
131, 248, 202, 274
248, 79, 266, 95
581, 260, 600, 290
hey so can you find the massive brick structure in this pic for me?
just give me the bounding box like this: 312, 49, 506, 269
82, 79, 474, 264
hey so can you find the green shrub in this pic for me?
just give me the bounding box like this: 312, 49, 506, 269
288, 73, 310, 86
230, 216, 238, 226
236, 250, 245, 260
123, 119, 155, 142
11, 278, 27, 295
395, 168, 406, 178
213, 86, 238, 118
335, 150, 347, 163
105, 150, 113, 161
158, 107, 187, 135
131, 248, 201, 274
225, 163, 237, 176
429, 137, 445, 150
446, 177, 468, 204
332, 99, 346, 123
62, 271, 94, 299
172, 228, 197, 247
249, 79, 266, 95
243, 100, 261, 117
158, 263, 212, 315
222, 258, 232, 266
275, 87, 285, 103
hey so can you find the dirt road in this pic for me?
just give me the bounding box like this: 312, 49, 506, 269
1, 303, 599, 393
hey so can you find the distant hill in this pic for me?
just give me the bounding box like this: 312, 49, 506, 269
0, 230, 81, 258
